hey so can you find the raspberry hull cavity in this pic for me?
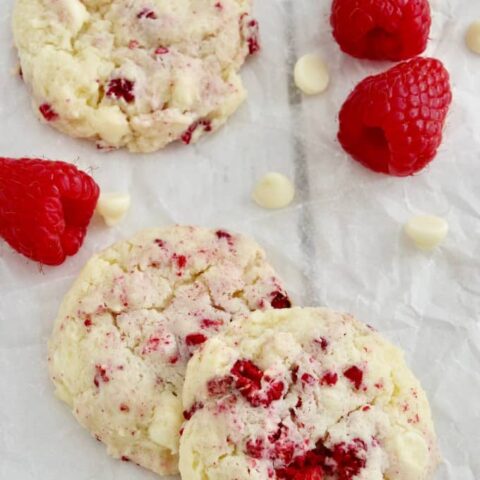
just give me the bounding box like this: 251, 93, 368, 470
331, 0, 431, 61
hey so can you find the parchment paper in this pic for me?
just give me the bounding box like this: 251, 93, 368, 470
1, 1, 479, 479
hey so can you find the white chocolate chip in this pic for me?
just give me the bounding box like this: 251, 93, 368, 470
404, 215, 448, 251
148, 391, 184, 454
96, 193, 131, 227
252, 173, 295, 209
56, 0, 90, 33
90, 106, 130, 145
294, 54, 329, 95
172, 73, 199, 109
466, 21, 480, 54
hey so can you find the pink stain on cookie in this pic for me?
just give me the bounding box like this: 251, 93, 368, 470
169, 355, 179, 364
201, 318, 224, 330
270, 291, 292, 309
93, 365, 110, 387
207, 376, 234, 396
128, 40, 139, 49
106, 78, 135, 103
173, 253, 187, 269
39, 103, 59, 121
154, 46, 169, 55
142, 336, 161, 354
343, 365, 363, 390
408, 414, 420, 424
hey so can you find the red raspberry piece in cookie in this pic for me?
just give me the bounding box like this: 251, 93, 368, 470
0, 157, 99, 265
231, 359, 285, 407
331, 0, 431, 61
338, 57, 452, 176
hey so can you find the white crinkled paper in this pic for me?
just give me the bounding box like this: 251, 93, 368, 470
0, 1, 479, 479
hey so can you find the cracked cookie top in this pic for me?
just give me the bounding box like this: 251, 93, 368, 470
13, 0, 259, 152
48, 225, 289, 475
180, 307, 439, 480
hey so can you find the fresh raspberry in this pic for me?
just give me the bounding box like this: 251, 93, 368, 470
338, 57, 452, 176
330, 0, 431, 61
207, 376, 233, 396
0, 158, 100, 265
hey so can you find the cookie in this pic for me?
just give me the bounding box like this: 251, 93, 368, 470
48, 226, 290, 475
13, 0, 259, 152
180, 307, 439, 480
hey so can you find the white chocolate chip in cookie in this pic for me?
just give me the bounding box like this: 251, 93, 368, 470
96, 192, 131, 227
55, 0, 90, 33
404, 215, 448, 250
466, 21, 480, 54
252, 172, 295, 209
172, 73, 200, 110
148, 391, 184, 453
294, 54, 330, 95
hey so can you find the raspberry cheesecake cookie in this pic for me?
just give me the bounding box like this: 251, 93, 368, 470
180, 308, 439, 480
13, 0, 259, 152
48, 226, 290, 475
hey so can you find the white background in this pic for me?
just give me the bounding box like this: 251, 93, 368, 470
1, 1, 479, 479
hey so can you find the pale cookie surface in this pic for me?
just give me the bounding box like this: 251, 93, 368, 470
180, 307, 439, 480
48, 226, 290, 475
13, 0, 259, 152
